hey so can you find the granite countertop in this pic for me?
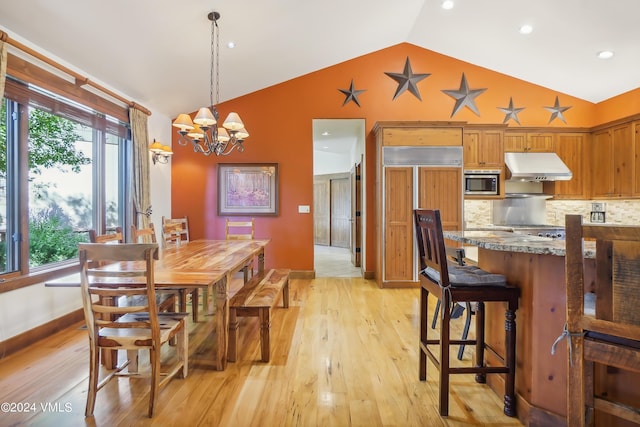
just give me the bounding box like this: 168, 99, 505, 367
444, 230, 596, 258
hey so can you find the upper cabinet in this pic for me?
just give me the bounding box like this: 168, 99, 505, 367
379, 124, 463, 146
463, 127, 504, 169
504, 132, 554, 152
546, 133, 590, 199
635, 121, 640, 197
591, 123, 634, 199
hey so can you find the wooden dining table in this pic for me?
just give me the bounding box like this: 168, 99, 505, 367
46, 239, 270, 371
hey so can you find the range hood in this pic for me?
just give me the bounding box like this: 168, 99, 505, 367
505, 152, 572, 181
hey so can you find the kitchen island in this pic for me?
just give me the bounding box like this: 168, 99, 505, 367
442, 230, 595, 426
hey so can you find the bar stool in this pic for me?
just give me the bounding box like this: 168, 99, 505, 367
414, 209, 520, 417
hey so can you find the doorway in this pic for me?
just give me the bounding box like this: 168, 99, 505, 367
312, 119, 365, 278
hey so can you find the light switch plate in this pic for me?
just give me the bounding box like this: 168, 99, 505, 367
298, 205, 310, 213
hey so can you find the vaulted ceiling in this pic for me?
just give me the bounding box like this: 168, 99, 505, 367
1, 0, 638, 119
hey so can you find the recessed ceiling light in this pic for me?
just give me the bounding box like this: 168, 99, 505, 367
441, 0, 454, 10
227, 41, 236, 49
597, 50, 614, 59
519, 24, 533, 35
321, 131, 330, 136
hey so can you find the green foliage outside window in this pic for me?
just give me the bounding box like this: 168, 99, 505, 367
0, 100, 93, 269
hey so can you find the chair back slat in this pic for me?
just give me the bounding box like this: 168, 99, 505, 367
414, 209, 450, 287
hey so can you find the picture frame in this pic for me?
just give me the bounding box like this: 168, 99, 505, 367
217, 163, 279, 216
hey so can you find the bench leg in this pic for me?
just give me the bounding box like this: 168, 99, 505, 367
259, 308, 271, 362
283, 278, 289, 309
227, 308, 239, 362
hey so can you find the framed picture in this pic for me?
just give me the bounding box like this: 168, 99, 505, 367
218, 163, 279, 216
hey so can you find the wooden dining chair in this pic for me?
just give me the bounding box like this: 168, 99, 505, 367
88, 227, 124, 244
161, 216, 190, 247
160, 216, 201, 322
78, 243, 188, 418
225, 218, 255, 240
226, 218, 255, 281
131, 223, 157, 243
564, 215, 640, 426
414, 209, 520, 417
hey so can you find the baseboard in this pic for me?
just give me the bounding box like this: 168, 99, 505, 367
363, 270, 375, 280
0, 308, 84, 360
291, 270, 315, 279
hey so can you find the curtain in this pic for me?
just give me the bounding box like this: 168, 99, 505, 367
129, 106, 151, 232
0, 39, 7, 99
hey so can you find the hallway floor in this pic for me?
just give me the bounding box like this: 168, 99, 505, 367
314, 244, 361, 277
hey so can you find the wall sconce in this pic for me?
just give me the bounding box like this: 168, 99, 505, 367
149, 139, 173, 165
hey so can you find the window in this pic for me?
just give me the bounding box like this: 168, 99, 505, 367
0, 78, 130, 276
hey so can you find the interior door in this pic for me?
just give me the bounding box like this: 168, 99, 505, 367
330, 177, 350, 248
350, 162, 361, 267
313, 179, 330, 245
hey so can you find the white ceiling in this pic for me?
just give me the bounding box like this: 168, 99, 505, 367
1, 0, 638, 125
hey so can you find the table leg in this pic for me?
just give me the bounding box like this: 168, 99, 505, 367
257, 249, 265, 273
215, 275, 229, 371
207, 283, 214, 315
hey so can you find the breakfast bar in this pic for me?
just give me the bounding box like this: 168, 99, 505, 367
443, 230, 595, 426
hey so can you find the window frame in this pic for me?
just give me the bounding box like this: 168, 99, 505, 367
0, 57, 132, 293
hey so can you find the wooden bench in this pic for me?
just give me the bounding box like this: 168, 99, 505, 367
227, 269, 290, 362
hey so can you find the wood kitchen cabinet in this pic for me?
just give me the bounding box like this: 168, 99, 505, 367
546, 132, 590, 199
463, 127, 504, 168
634, 121, 640, 196
504, 132, 554, 152
374, 122, 464, 288
591, 123, 633, 198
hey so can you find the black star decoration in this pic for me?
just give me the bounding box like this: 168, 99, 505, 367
544, 96, 571, 124
442, 73, 487, 117
384, 57, 430, 101
497, 97, 525, 125
338, 79, 367, 107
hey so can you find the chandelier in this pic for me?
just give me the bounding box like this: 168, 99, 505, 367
172, 11, 249, 156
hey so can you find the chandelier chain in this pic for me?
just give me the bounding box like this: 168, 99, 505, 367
172, 11, 248, 157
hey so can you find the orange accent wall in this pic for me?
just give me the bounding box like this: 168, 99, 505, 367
171, 42, 637, 274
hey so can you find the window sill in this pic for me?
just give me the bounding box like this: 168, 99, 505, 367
0, 261, 80, 294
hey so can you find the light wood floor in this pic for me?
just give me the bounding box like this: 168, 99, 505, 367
0, 278, 523, 426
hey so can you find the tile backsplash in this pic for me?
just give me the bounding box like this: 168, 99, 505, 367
464, 199, 640, 228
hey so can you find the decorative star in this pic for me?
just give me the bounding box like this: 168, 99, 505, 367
544, 96, 571, 124
384, 57, 430, 101
442, 73, 487, 117
338, 79, 367, 107
497, 97, 525, 125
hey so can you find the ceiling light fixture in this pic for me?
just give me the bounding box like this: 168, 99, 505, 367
519, 24, 533, 35
597, 50, 614, 59
172, 12, 249, 156
441, 0, 454, 10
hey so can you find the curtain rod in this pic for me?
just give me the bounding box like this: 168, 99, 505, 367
0, 30, 151, 116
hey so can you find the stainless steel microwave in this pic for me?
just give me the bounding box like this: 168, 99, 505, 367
464, 170, 500, 195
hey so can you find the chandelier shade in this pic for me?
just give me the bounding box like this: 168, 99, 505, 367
172, 12, 249, 156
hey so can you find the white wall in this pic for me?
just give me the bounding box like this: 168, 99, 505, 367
147, 113, 173, 228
